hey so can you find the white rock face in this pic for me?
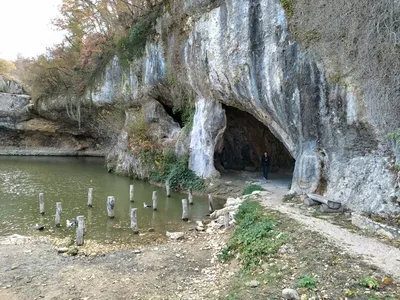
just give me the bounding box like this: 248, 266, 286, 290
91, 56, 140, 103
189, 97, 226, 178
0, 76, 25, 94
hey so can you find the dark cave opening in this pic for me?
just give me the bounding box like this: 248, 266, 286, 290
214, 106, 295, 177
161, 102, 184, 127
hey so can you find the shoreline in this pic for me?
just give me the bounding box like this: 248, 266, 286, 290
0, 147, 106, 157
0, 148, 243, 199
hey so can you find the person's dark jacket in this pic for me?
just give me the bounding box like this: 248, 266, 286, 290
261, 155, 270, 168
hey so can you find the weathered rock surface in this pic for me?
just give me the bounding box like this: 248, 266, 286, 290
0, 76, 121, 156
351, 213, 400, 240
106, 98, 181, 177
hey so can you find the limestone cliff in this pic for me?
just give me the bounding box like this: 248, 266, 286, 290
103, 0, 399, 214
6, 0, 400, 214
0, 75, 121, 155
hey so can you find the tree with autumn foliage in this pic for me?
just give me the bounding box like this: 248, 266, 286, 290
0, 59, 16, 78
19, 0, 158, 104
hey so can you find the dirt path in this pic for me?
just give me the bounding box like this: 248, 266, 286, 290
256, 178, 400, 280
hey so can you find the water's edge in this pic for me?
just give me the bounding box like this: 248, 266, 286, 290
0, 148, 106, 157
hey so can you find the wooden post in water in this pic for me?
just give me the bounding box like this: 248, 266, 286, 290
107, 196, 115, 219
165, 183, 170, 197
188, 188, 193, 205
224, 212, 230, 228
208, 194, 214, 213
152, 191, 157, 210
76, 216, 84, 246
130, 185, 134, 202
130, 208, 139, 234
88, 188, 93, 208
39, 193, 45, 215
55, 202, 62, 227
182, 199, 189, 221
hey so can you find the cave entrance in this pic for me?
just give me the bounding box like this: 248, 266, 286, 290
214, 106, 295, 180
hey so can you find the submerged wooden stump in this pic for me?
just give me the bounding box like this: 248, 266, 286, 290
88, 188, 93, 208
76, 216, 85, 246
152, 191, 157, 210
39, 193, 45, 215
182, 199, 189, 221
166, 183, 171, 197
188, 188, 193, 205
130, 185, 134, 202
130, 208, 139, 234
107, 196, 115, 218
55, 202, 62, 227
208, 194, 214, 213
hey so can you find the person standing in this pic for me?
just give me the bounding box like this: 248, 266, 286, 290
261, 151, 270, 180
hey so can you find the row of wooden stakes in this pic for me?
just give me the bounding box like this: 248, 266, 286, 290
37, 184, 215, 246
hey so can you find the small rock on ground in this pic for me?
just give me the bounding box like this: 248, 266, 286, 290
282, 288, 299, 300
246, 280, 259, 288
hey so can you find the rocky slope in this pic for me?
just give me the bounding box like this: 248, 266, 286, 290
4, 0, 400, 214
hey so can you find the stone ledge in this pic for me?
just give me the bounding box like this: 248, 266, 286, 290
351, 213, 400, 240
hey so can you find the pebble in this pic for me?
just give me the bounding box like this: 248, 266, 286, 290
246, 280, 259, 288
57, 247, 69, 253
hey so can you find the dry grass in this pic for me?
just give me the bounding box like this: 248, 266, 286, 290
287, 0, 400, 134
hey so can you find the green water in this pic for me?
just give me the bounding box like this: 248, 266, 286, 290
0, 156, 224, 242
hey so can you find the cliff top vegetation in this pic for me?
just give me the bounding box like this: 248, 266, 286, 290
14, 0, 161, 103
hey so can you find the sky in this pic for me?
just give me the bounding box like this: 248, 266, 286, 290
0, 0, 65, 61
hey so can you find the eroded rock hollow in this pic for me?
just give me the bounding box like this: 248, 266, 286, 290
214, 105, 294, 173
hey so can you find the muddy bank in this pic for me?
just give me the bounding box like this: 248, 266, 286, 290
0, 229, 230, 300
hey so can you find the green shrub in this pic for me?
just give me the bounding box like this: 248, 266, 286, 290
142, 149, 205, 192
387, 128, 400, 142
360, 276, 379, 289
116, 6, 161, 62
242, 184, 265, 195
219, 201, 286, 272
298, 275, 318, 290
280, 0, 294, 18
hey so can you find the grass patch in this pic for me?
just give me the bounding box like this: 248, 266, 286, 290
219, 201, 286, 272
242, 184, 265, 196
298, 275, 318, 290
360, 276, 380, 289
220, 209, 400, 299
280, 0, 294, 18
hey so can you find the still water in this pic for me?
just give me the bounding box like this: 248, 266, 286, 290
0, 156, 224, 242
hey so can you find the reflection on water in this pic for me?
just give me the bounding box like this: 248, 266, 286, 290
0, 156, 224, 242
